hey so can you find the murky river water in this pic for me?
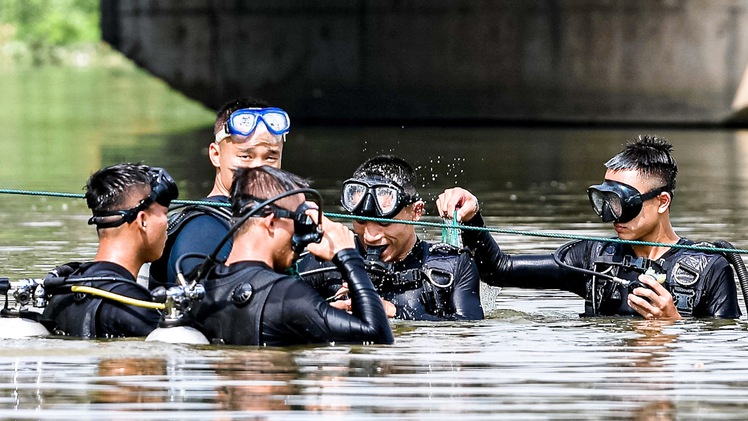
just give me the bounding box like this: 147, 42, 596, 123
1, 66, 748, 419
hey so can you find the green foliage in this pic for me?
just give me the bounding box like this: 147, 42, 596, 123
2, 0, 99, 44
0, 0, 100, 64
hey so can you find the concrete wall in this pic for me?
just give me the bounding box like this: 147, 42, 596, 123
101, 0, 748, 124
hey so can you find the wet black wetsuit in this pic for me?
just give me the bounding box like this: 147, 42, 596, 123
189, 249, 393, 346
299, 239, 484, 321
39, 261, 161, 338
148, 195, 232, 289
462, 213, 740, 318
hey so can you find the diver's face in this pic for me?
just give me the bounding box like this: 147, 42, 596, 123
143, 202, 170, 262
352, 204, 419, 262
604, 169, 668, 241
212, 123, 284, 192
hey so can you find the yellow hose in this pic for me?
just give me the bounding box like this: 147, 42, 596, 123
70, 285, 165, 310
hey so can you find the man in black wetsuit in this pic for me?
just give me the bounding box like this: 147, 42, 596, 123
189, 166, 393, 346
299, 155, 484, 321
40, 163, 178, 338
148, 97, 289, 289
437, 135, 740, 319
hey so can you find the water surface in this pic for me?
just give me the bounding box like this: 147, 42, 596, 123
1, 65, 748, 419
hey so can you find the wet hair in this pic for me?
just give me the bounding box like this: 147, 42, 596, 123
229, 165, 310, 217
85, 163, 152, 213
213, 97, 271, 136
605, 135, 678, 192
351, 155, 418, 197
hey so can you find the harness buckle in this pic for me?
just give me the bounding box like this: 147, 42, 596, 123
424, 268, 454, 288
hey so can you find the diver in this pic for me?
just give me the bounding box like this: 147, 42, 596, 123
437, 135, 741, 319
39, 163, 178, 338
298, 155, 484, 321
148, 98, 290, 290
187, 165, 393, 346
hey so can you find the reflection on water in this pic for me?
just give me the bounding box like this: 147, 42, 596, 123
2, 67, 748, 418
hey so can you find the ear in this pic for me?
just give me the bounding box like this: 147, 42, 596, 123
260, 213, 276, 234
135, 210, 148, 232
657, 192, 672, 214
411, 201, 425, 221
208, 142, 221, 168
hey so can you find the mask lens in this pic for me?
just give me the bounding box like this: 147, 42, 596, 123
229, 111, 259, 137
259, 110, 291, 135
590, 190, 623, 220
373, 186, 400, 216
589, 189, 606, 216
607, 195, 623, 219
341, 182, 367, 212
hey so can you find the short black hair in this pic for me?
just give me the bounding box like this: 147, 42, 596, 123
229, 165, 310, 216
605, 135, 677, 191
85, 163, 152, 213
351, 155, 418, 197
213, 97, 271, 135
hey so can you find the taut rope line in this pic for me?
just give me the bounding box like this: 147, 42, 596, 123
1, 188, 746, 255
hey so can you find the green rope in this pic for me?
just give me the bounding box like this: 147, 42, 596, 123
0, 189, 231, 207
2, 188, 747, 255
323, 212, 748, 255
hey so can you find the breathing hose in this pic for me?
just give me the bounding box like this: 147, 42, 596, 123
70, 285, 165, 310
712, 240, 748, 315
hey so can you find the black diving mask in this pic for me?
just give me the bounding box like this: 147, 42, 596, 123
341, 177, 418, 218
88, 167, 179, 228
587, 180, 671, 223
235, 189, 324, 255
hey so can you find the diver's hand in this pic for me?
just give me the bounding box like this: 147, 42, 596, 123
381, 299, 397, 318
330, 298, 351, 313
329, 298, 395, 318
627, 274, 682, 320
436, 187, 480, 222
306, 216, 356, 261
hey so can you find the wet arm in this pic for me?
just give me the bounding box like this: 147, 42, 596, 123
450, 253, 484, 320
701, 259, 741, 318
296, 253, 345, 298
461, 213, 586, 296
320, 249, 393, 344
283, 250, 393, 345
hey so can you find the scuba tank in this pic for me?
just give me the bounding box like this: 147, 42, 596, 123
0, 278, 50, 338
145, 283, 209, 344
146, 252, 209, 344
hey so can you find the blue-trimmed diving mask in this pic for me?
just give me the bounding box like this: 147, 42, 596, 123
214, 107, 291, 144
88, 167, 179, 229
587, 180, 672, 223
340, 177, 419, 219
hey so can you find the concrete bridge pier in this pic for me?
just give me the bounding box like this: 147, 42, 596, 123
101, 0, 748, 124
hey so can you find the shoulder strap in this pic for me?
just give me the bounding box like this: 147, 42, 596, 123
149, 204, 232, 289
167, 204, 232, 235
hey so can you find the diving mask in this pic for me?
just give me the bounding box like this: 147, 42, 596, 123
235, 191, 323, 255
214, 107, 291, 143
341, 177, 418, 218
587, 180, 671, 223
89, 167, 179, 228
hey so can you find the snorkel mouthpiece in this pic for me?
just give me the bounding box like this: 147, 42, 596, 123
364, 244, 391, 277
